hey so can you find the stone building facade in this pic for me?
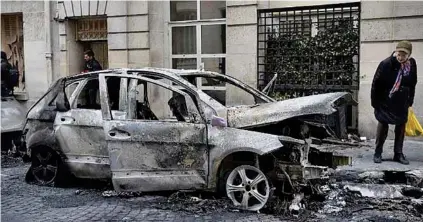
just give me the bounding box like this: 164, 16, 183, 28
1, 1, 57, 101
1, 0, 422, 139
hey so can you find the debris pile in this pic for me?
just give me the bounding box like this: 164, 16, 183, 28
405, 170, 423, 188
153, 191, 234, 214
319, 183, 423, 219
102, 190, 143, 198
319, 184, 348, 214
1, 153, 24, 168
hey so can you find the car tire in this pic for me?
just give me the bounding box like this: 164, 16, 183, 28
31, 148, 61, 186
218, 169, 232, 196
225, 165, 272, 211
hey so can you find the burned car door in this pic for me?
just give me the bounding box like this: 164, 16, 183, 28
25, 79, 80, 151
54, 77, 126, 179
99, 74, 208, 192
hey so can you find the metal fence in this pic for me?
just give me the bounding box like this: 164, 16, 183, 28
257, 3, 360, 130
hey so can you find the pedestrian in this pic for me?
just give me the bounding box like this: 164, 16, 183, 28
371, 41, 418, 165
83, 49, 102, 72
1, 51, 13, 96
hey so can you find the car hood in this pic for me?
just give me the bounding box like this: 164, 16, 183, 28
227, 92, 356, 128
1, 97, 27, 133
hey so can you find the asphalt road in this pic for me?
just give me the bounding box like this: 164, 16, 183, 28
2, 140, 423, 222
1, 159, 284, 222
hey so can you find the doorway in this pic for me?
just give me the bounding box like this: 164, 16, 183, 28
76, 18, 108, 70
81, 41, 108, 70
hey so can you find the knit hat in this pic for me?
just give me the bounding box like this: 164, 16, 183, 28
396, 40, 412, 55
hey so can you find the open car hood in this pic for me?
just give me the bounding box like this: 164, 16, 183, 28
227, 92, 356, 129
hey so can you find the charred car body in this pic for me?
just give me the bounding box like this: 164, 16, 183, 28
23, 68, 355, 211
1, 95, 26, 153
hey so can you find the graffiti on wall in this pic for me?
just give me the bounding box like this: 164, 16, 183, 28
7, 35, 25, 91
1, 14, 26, 92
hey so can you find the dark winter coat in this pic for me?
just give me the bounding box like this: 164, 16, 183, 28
1, 58, 13, 95
371, 52, 418, 125
1, 58, 12, 81
84, 58, 103, 72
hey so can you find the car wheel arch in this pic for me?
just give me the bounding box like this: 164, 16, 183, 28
26, 128, 56, 153
29, 144, 62, 159
211, 149, 263, 193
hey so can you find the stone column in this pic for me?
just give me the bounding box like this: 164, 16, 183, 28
107, 1, 150, 69
226, 1, 258, 106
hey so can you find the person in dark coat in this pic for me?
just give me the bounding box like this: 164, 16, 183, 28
1, 51, 13, 96
371, 41, 418, 165
83, 49, 102, 72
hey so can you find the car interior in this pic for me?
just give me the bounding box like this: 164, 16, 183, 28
72, 77, 190, 122
76, 77, 121, 110
130, 80, 189, 122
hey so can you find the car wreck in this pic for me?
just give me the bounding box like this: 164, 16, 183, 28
1, 93, 27, 154
23, 68, 356, 211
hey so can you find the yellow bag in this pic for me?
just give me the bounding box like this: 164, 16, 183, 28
405, 108, 423, 137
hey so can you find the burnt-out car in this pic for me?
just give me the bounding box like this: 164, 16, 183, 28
24, 68, 355, 211
1, 95, 27, 154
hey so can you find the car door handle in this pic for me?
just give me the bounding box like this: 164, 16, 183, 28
108, 130, 131, 138
60, 116, 75, 122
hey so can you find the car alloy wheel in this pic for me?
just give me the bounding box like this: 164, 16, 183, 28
226, 165, 270, 211
31, 149, 59, 185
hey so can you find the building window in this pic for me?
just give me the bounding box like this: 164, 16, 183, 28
169, 0, 226, 102
76, 18, 107, 41
1, 13, 25, 92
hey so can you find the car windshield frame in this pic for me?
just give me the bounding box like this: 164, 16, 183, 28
176, 72, 276, 106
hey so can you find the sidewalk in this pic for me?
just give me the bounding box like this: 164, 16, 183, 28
318, 139, 423, 187
335, 139, 423, 172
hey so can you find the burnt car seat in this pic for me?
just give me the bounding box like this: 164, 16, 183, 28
136, 102, 158, 120
168, 94, 188, 122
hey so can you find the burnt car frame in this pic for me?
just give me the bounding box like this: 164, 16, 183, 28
24, 68, 355, 211
1, 94, 27, 153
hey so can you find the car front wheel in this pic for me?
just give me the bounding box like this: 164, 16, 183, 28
226, 165, 271, 211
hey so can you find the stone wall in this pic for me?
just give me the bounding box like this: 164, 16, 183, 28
226, 1, 258, 106
107, 1, 150, 69
57, 0, 150, 73
148, 1, 169, 68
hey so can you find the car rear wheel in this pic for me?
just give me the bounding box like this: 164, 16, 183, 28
226, 165, 270, 211
31, 149, 59, 185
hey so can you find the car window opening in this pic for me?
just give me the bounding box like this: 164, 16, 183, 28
76, 77, 121, 110
181, 75, 267, 106
129, 80, 190, 123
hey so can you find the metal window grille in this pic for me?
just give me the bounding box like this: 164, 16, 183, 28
257, 3, 360, 130
76, 18, 107, 41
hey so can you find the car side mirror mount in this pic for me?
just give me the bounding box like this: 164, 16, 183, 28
211, 115, 227, 127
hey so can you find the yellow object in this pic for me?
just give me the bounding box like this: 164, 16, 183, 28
405, 108, 423, 137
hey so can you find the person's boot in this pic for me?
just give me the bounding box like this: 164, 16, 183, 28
373, 154, 382, 163
393, 153, 409, 165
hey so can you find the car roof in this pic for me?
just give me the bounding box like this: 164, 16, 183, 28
62, 68, 274, 102
64, 68, 230, 80
64, 68, 200, 81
